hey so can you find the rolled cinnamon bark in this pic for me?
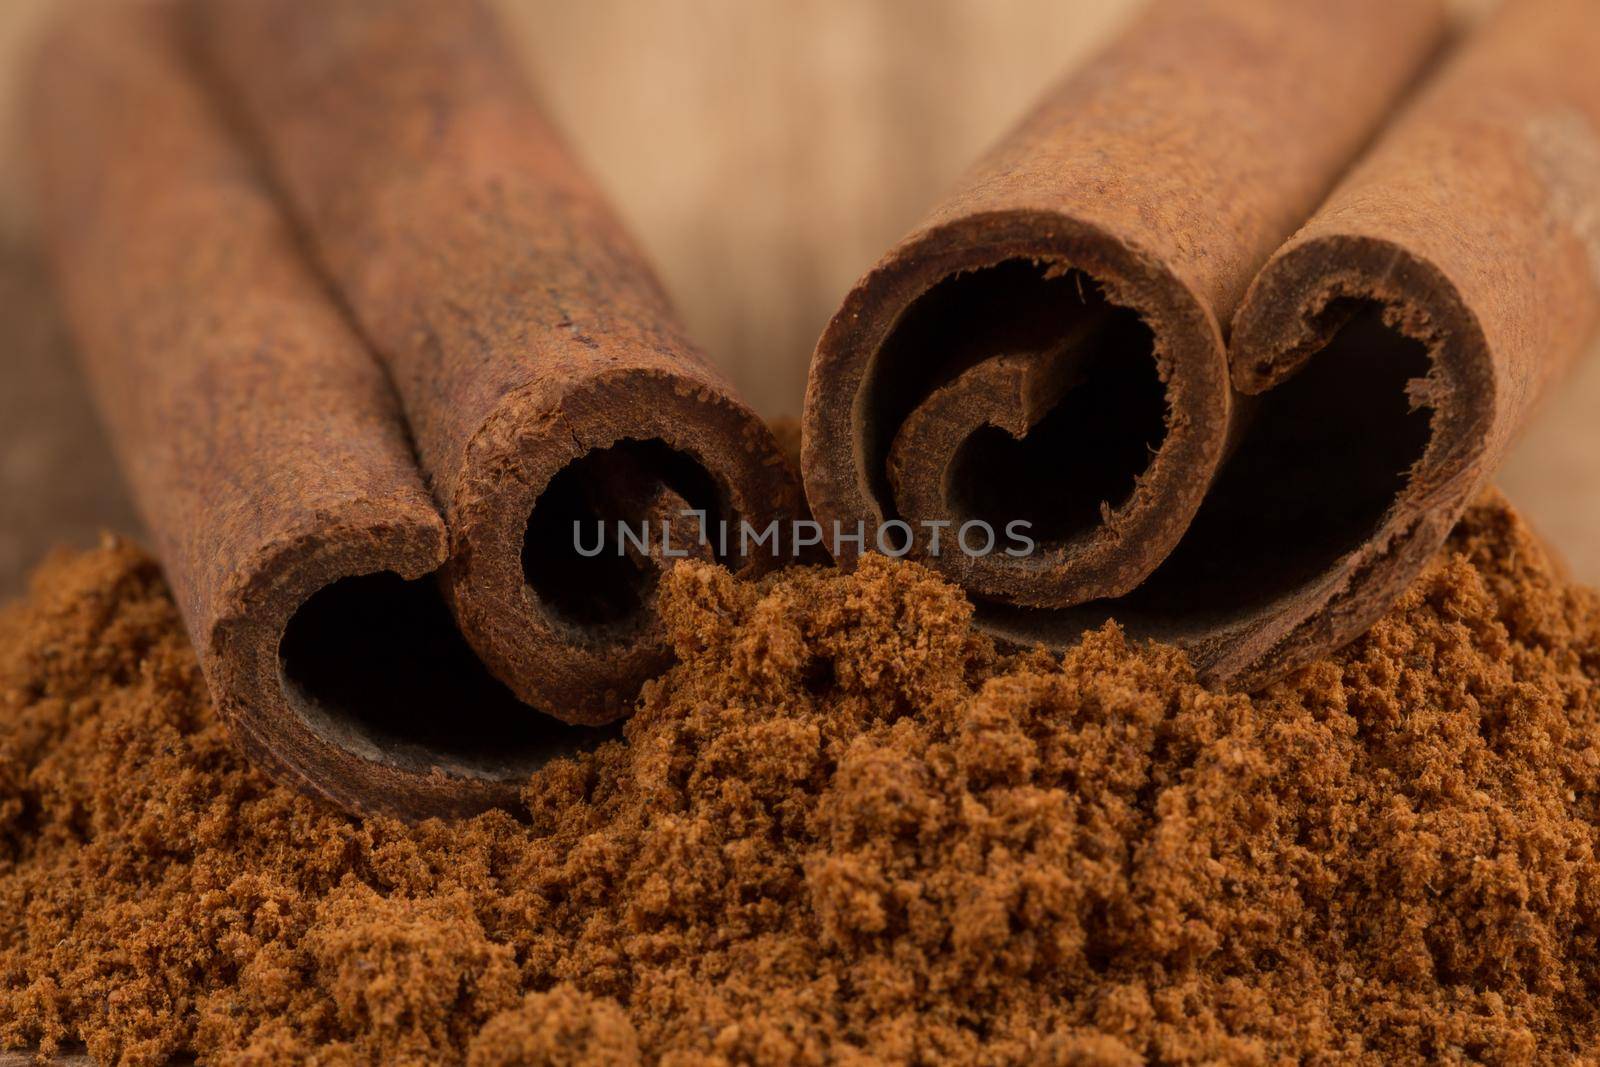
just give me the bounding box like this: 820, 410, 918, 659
803, 0, 1447, 608
193, 0, 802, 726
1107, 0, 1600, 685
30, 2, 605, 820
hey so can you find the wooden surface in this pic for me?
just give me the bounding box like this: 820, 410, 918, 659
0, 235, 139, 591
4, 0, 1598, 595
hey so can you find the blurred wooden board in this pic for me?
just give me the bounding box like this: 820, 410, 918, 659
0, 236, 139, 597
502, 0, 1138, 416
1498, 336, 1600, 581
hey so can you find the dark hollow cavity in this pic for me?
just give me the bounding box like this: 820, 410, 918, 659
1047, 300, 1435, 641
521, 438, 731, 630
943, 343, 1168, 540
865, 258, 1166, 547
280, 572, 615, 780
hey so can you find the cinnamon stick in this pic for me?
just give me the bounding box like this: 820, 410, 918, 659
193, 0, 802, 726
29, 3, 605, 820
804, 0, 1447, 613
808, 0, 1600, 689
1135, 0, 1600, 685
802, 0, 1449, 679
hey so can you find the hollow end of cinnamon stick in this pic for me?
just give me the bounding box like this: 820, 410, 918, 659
1186, 0, 1600, 685
192, 0, 804, 728
804, 208, 1230, 608
208, 503, 613, 821
1112, 233, 1495, 687
440, 368, 801, 726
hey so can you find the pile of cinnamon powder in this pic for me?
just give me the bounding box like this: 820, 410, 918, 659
4, 493, 1600, 1065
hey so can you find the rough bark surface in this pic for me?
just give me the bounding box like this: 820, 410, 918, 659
804, 0, 1600, 687
195, 0, 803, 725
28, 3, 582, 818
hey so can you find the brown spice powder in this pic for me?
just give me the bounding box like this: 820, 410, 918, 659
3, 493, 1600, 1065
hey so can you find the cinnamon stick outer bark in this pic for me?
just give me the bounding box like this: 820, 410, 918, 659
29, 2, 605, 820
1175, 0, 1600, 684
802, 0, 1447, 609
194, 0, 802, 726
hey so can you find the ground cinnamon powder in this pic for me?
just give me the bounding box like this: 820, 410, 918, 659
3, 493, 1600, 1065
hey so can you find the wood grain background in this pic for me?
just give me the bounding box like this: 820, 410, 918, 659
3, 0, 1595, 596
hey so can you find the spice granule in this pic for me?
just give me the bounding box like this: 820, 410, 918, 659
3, 494, 1600, 1064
